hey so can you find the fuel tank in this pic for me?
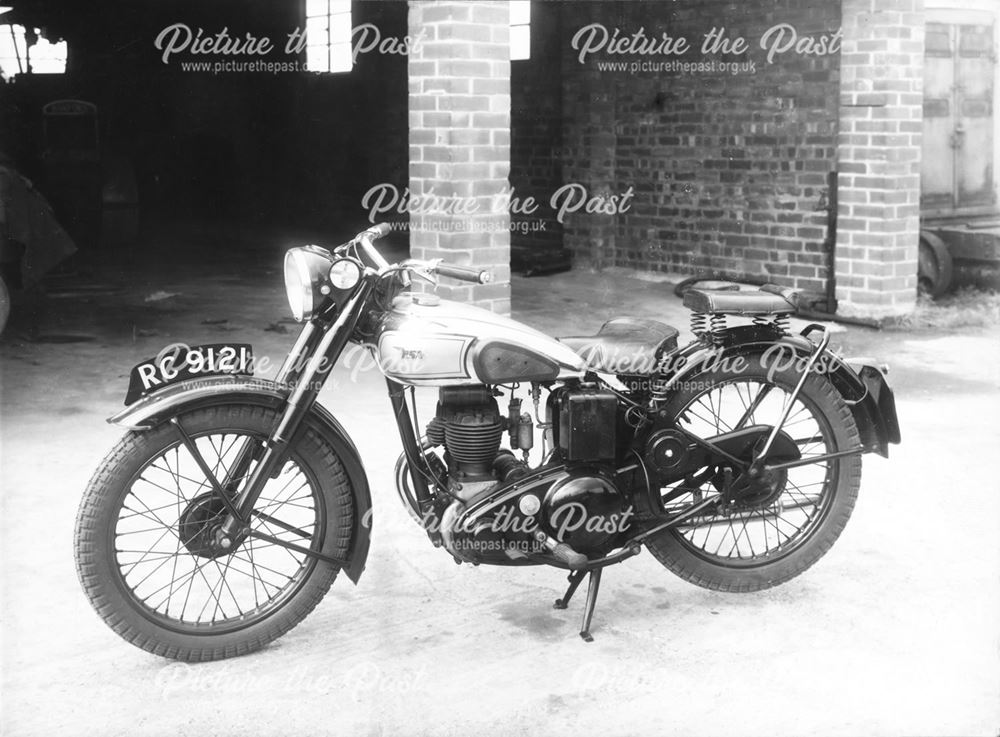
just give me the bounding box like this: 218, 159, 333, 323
375, 293, 585, 386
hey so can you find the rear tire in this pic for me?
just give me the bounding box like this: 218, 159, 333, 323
644, 359, 862, 592
74, 404, 354, 661
918, 231, 954, 299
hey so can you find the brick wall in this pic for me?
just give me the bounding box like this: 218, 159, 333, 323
557, 0, 842, 293
407, 0, 512, 314
834, 0, 922, 316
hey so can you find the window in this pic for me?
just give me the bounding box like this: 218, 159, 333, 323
305, 0, 352, 73
0, 23, 67, 78
510, 0, 530, 61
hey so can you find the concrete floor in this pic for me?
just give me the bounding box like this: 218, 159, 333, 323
1, 228, 998, 736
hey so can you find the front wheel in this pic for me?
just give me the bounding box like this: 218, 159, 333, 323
74, 404, 355, 661
644, 359, 862, 592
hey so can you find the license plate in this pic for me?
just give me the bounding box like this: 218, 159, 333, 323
125, 343, 254, 405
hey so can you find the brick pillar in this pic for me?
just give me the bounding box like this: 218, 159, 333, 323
560, 3, 617, 270
407, 1, 511, 314
834, 0, 924, 318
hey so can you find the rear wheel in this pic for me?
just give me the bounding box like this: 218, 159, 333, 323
74, 404, 354, 661
918, 231, 954, 299
644, 360, 862, 592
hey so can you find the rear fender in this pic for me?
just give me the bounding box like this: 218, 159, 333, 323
109, 375, 372, 583
666, 328, 900, 457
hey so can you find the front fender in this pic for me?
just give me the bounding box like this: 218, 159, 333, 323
109, 375, 372, 583
667, 328, 900, 457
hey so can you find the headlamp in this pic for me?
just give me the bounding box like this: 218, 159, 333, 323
283, 246, 334, 322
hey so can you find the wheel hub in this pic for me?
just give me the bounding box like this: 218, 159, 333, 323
178, 493, 243, 558
726, 466, 789, 510
710, 429, 795, 511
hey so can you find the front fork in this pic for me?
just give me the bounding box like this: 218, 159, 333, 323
199, 287, 370, 543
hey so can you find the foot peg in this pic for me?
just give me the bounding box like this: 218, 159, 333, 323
552, 542, 588, 569
553, 568, 604, 642
534, 531, 588, 568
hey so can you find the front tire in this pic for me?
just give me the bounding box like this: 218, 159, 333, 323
644, 359, 862, 592
74, 404, 354, 661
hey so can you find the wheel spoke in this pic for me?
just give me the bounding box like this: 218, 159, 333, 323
128, 546, 185, 591
147, 461, 212, 493
229, 553, 295, 591
247, 534, 261, 608
125, 492, 176, 529
197, 562, 228, 622
143, 557, 204, 610
118, 500, 179, 522
118, 522, 181, 577
734, 383, 771, 430
212, 557, 243, 620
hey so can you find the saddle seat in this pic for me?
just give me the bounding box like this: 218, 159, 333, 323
682, 282, 799, 315
560, 317, 679, 375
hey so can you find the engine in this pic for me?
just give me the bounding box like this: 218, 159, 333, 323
425, 386, 517, 496
419, 383, 635, 566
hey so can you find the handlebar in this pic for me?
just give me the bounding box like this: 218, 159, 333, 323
435, 263, 492, 284
354, 224, 391, 271
361, 223, 392, 240
349, 223, 493, 285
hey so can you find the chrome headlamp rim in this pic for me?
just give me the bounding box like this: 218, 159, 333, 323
283, 246, 334, 322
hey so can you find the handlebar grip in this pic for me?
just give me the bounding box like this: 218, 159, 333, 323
437, 263, 493, 284
362, 223, 392, 240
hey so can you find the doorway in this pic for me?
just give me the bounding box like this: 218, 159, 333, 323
921, 10, 997, 217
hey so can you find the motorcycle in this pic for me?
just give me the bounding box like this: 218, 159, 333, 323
74, 224, 900, 660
